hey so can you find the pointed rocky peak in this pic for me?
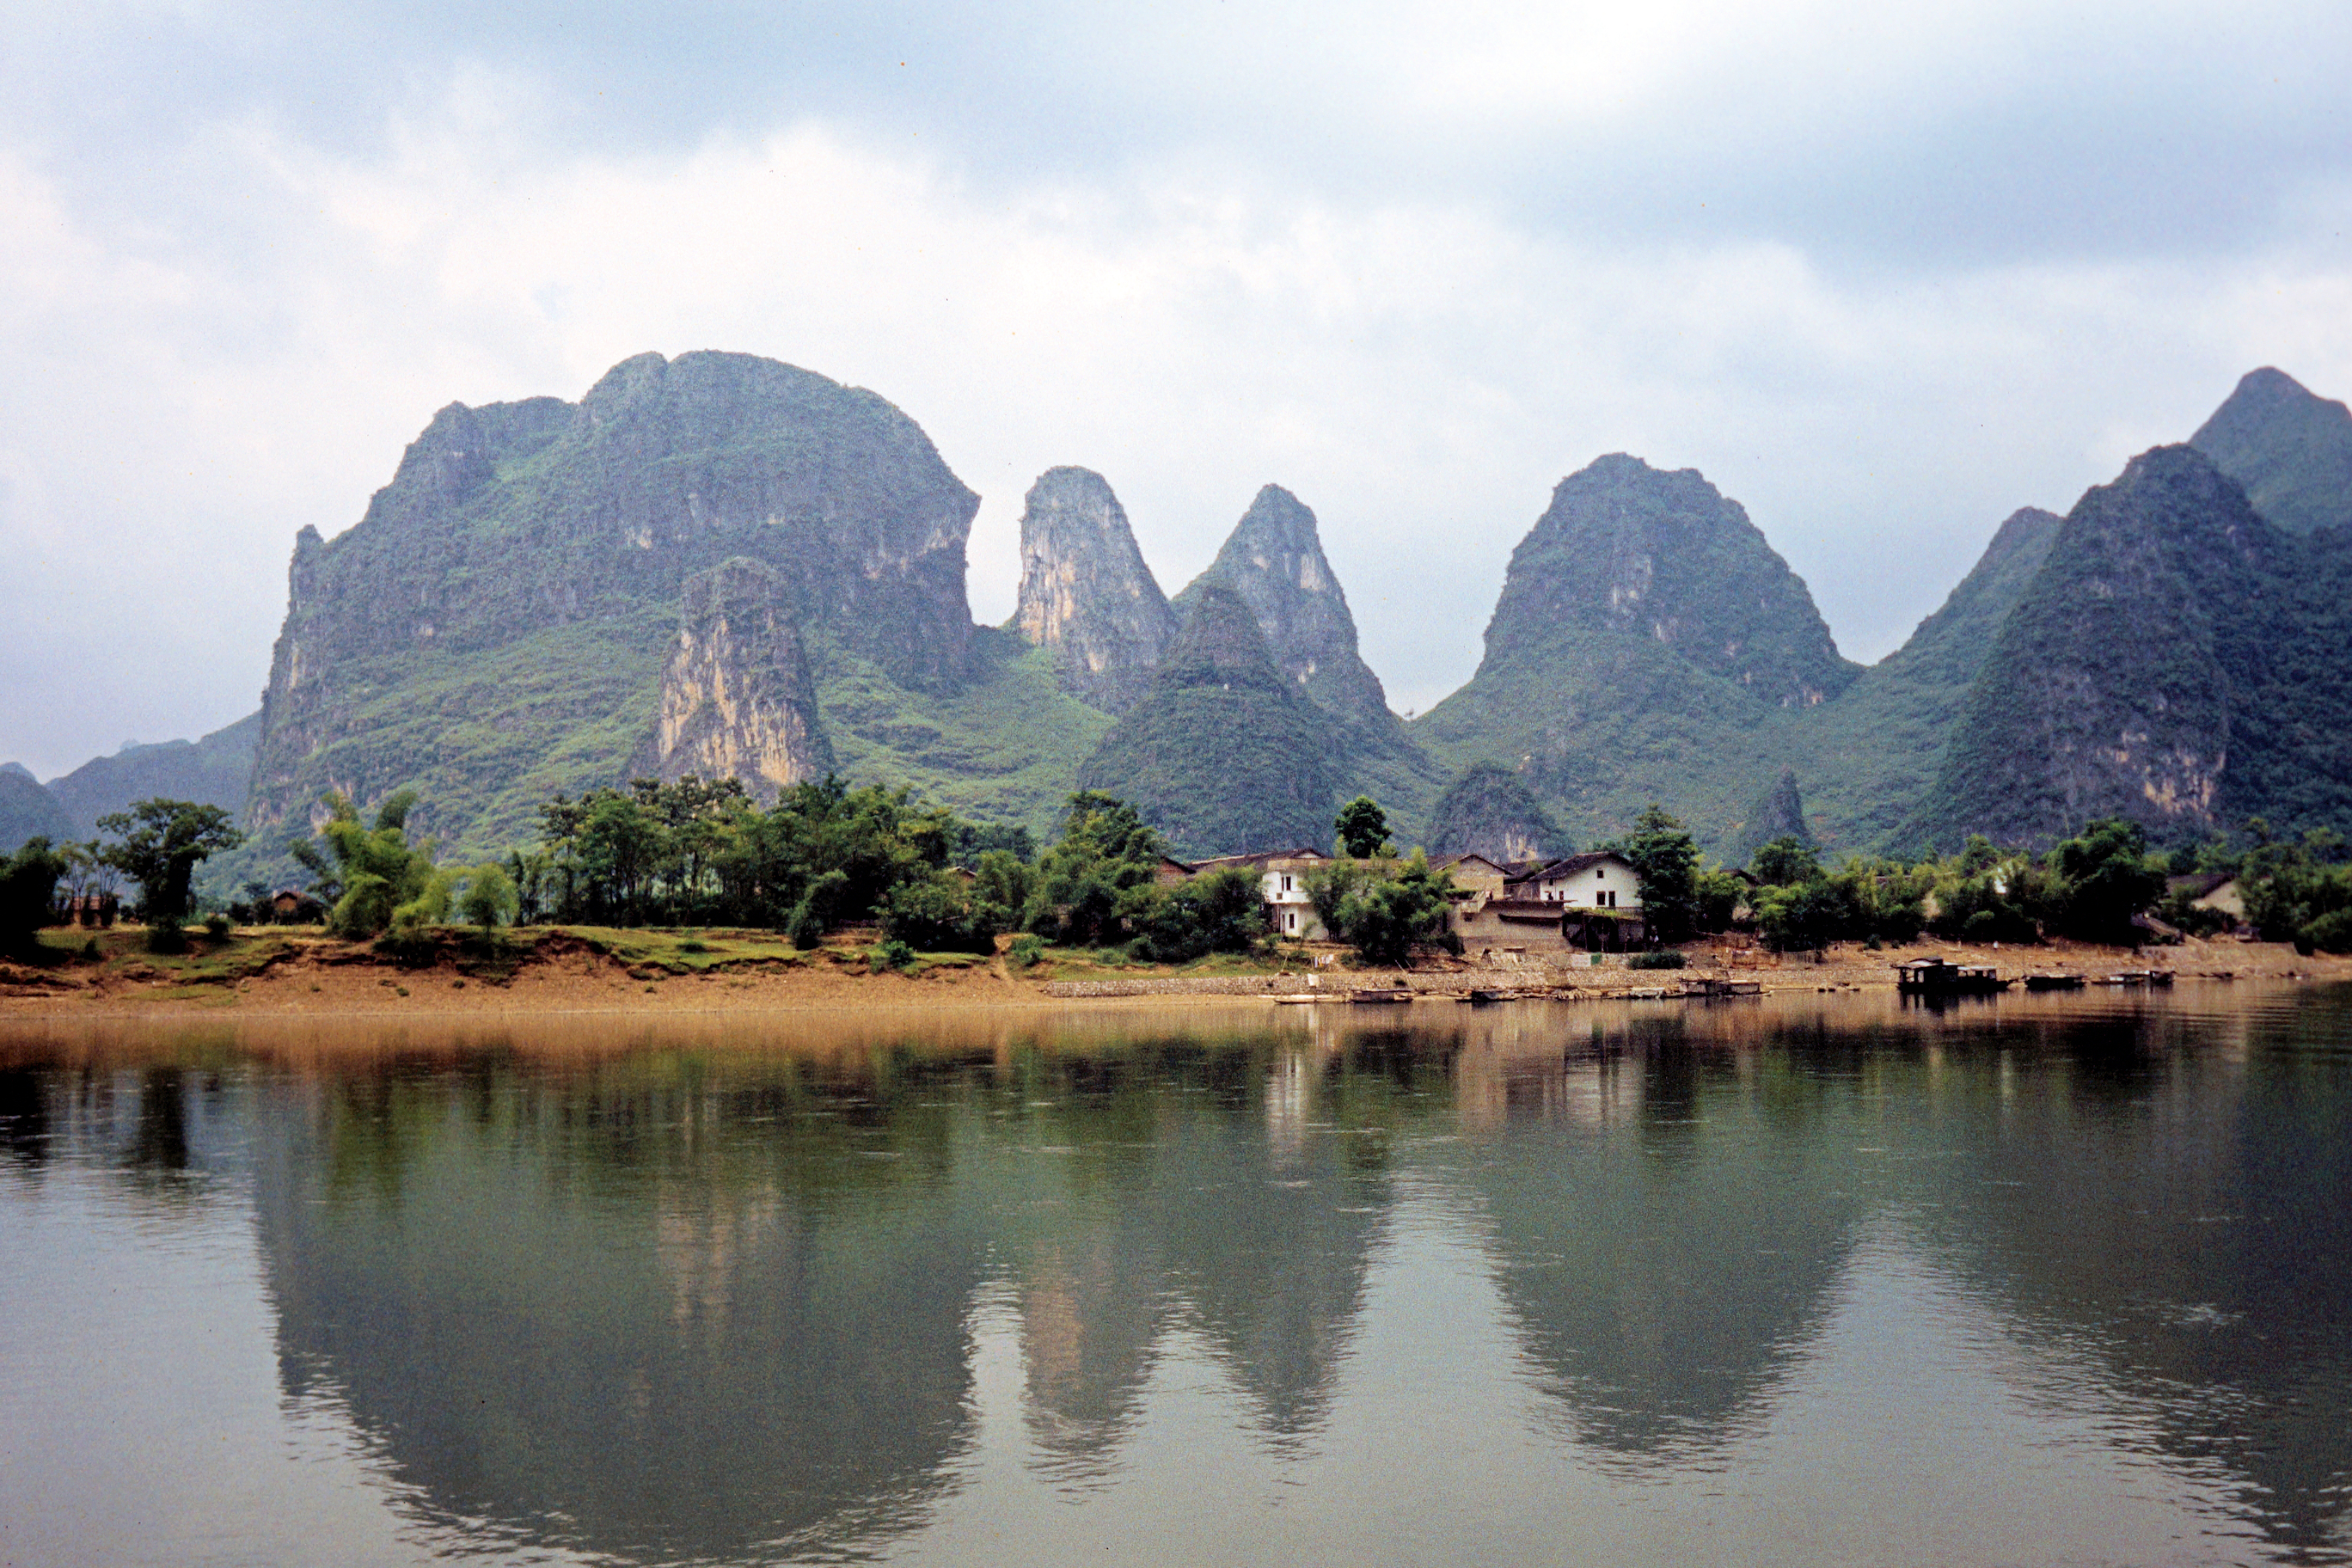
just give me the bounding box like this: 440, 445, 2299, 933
1173, 485, 1393, 730
1912, 444, 2282, 848
2190, 366, 2352, 536
1730, 768, 1811, 867
642, 557, 833, 802
1483, 453, 1858, 707
1154, 583, 1292, 695
1076, 583, 1338, 856
1423, 762, 1562, 863
1014, 467, 1176, 713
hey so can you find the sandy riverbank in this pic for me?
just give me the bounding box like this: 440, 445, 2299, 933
2, 922, 2345, 1022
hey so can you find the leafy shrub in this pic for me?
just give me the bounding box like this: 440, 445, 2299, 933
870, 939, 916, 973
1132, 866, 1268, 964
457, 862, 518, 929
202, 911, 231, 940
2305, 908, 2352, 956
144, 921, 188, 955
0, 838, 67, 957
1627, 951, 1687, 970
1008, 934, 1044, 969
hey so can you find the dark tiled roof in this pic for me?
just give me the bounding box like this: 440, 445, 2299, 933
1508, 850, 1630, 882
1185, 848, 1332, 871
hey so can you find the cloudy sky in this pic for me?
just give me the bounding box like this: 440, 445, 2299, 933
4, 0, 2349, 779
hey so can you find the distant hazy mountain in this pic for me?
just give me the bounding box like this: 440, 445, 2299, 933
1077, 585, 1340, 857
0, 769, 73, 852
2191, 367, 2352, 536
45, 713, 261, 838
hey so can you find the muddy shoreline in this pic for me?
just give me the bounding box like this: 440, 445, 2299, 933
2, 923, 2343, 1023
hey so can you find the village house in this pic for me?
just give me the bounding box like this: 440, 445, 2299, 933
1447, 850, 1650, 953
1183, 848, 1333, 940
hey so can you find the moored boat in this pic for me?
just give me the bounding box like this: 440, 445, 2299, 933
2024, 972, 2085, 991
1894, 958, 2012, 995
1350, 988, 1414, 1004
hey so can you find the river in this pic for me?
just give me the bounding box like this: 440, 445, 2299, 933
3, 984, 2349, 1565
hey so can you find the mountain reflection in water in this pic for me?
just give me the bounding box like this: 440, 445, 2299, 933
2, 987, 2349, 1567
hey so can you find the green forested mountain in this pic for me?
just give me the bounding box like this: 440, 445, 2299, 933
1173, 483, 1440, 828
238, 351, 1088, 873
1912, 444, 2352, 848
1076, 585, 1341, 856
70, 352, 2350, 886
1410, 454, 1859, 850
2190, 367, 2352, 536
1778, 506, 2061, 848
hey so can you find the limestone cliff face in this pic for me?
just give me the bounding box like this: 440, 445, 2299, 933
1013, 468, 1175, 714
641, 558, 833, 800
1172, 486, 1393, 732
1914, 445, 2310, 847
248, 351, 977, 842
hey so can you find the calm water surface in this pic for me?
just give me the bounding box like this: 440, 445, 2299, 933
4, 985, 2351, 1567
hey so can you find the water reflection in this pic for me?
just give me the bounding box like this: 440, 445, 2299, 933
1, 988, 2349, 1565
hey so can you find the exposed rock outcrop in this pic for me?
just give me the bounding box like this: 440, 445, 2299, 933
1077, 585, 1338, 857
1013, 468, 1176, 714
1423, 763, 1562, 863
640, 558, 833, 799
1172, 486, 1393, 732
248, 351, 979, 849
1912, 444, 2352, 847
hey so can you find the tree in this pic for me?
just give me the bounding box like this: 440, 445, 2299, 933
1320, 851, 1455, 966
1749, 836, 1819, 887
1024, 792, 1167, 946
1334, 797, 1393, 860
0, 838, 67, 956
1616, 804, 1700, 943
1133, 866, 1270, 963
457, 863, 518, 929
292, 790, 441, 939
95, 799, 244, 923
2046, 818, 2166, 945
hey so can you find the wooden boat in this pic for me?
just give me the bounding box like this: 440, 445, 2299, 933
1461, 988, 1510, 1006
1894, 958, 2011, 995
2096, 969, 2177, 987
2023, 972, 2085, 991
1349, 988, 1414, 1004
1689, 977, 1764, 997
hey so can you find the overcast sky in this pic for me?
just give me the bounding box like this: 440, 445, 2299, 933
4, 1, 2349, 779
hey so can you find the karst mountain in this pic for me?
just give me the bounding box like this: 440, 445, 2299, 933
16, 352, 2347, 875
